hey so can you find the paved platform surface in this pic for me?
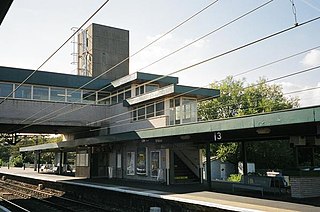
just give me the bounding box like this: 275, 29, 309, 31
0, 167, 319, 212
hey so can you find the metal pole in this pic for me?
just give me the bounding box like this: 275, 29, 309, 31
37, 151, 40, 173
241, 141, 248, 183
205, 142, 212, 189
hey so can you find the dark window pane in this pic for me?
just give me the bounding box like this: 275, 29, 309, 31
156, 101, 164, 116
33, 86, 49, 100
15, 85, 31, 99
83, 91, 96, 104
0, 83, 13, 97
138, 107, 145, 120
51, 88, 66, 102
146, 104, 154, 118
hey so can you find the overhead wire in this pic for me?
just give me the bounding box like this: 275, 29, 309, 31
0, 0, 111, 105
7, 4, 320, 134
22, 0, 277, 127
90, 64, 320, 130
16, 13, 320, 132
14, 0, 221, 125
83, 15, 320, 126
23, 0, 278, 129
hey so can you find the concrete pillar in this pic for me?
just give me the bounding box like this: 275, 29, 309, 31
205, 142, 212, 189
199, 149, 204, 184
34, 151, 37, 171
165, 148, 170, 185
241, 141, 248, 183
59, 151, 63, 175
37, 151, 41, 173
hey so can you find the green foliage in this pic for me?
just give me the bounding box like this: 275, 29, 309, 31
227, 174, 242, 182
198, 76, 299, 120
199, 76, 299, 169
0, 134, 63, 164
11, 155, 23, 167
215, 143, 240, 165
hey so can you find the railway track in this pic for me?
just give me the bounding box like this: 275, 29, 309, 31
0, 178, 112, 212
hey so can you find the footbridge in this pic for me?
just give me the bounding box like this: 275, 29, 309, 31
0, 66, 110, 136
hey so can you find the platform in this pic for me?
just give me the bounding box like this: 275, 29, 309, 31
0, 167, 319, 212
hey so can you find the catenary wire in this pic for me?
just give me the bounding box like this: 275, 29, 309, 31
15, 0, 220, 125
7, 11, 320, 134
13, 0, 265, 127
28, 0, 274, 124
83, 15, 320, 126
11, 14, 320, 132
0, 0, 111, 105
87, 64, 320, 130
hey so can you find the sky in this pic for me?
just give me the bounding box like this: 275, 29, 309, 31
0, 0, 320, 107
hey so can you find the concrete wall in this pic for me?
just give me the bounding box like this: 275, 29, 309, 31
78, 24, 129, 81
0, 98, 109, 131
291, 177, 320, 198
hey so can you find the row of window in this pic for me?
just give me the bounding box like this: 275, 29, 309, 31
0, 82, 109, 104
131, 98, 197, 125
132, 101, 165, 121
0, 82, 162, 106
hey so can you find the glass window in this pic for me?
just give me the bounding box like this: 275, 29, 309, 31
181, 98, 197, 123
111, 93, 117, 104
132, 107, 137, 121
135, 85, 145, 96
124, 87, 131, 99
82, 90, 96, 104
118, 90, 124, 103
50, 88, 66, 102
156, 101, 164, 116
97, 91, 110, 105
15, 84, 31, 99
127, 152, 135, 175
67, 89, 81, 103
145, 84, 158, 93
138, 106, 145, 120
146, 104, 155, 118
151, 151, 160, 177
33, 86, 49, 100
140, 86, 145, 95
0, 83, 13, 97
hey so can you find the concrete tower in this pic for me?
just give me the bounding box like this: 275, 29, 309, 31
77, 23, 129, 81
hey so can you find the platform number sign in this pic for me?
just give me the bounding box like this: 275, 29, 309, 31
213, 132, 222, 141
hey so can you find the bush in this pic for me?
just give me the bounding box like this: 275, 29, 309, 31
11, 155, 23, 167
227, 174, 242, 182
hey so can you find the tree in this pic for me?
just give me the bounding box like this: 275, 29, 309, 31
198, 76, 299, 120
198, 76, 299, 170
0, 134, 63, 165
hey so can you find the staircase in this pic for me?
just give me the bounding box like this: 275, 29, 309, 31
173, 153, 199, 184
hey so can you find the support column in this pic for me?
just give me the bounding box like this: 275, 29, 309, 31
59, 151, 63, 175
199, 149, 204, 184
205, 142, 212, 189
34, 151, 37, 171
165, 148, 170, 185
37, 151, 41, 173
241, 141, 248, 183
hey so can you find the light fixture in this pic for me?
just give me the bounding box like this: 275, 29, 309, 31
256, 128, 271, 135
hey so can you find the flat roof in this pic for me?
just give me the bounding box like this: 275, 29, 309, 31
123, 84, 220, 106
20, 105, 320, 152
0, 66, 110, 90
111, 72, 179, 88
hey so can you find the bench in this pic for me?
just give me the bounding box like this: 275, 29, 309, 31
232, 183, 264, 196
232, 176, 272, 196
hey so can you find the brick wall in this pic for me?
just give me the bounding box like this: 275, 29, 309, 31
291, 177, 320, 198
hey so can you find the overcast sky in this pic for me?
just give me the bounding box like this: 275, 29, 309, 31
1, 0, 320, 107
